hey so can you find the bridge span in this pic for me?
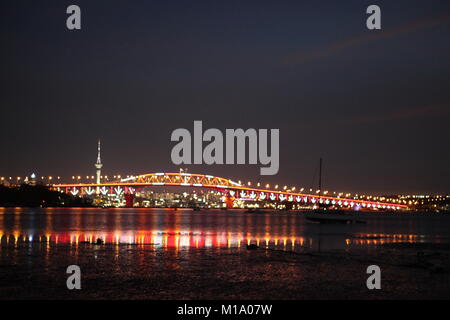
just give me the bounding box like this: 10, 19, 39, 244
51, 172, 408, 210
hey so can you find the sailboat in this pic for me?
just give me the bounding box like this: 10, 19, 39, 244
305, 158, 366, 224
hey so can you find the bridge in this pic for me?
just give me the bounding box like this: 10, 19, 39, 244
51, 172, 408, 210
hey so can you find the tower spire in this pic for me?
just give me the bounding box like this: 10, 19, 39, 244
96, 140, 102, 165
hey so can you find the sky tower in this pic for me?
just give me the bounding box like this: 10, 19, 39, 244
95, 140, 103, 184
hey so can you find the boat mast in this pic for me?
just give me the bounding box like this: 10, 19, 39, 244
318, 158, 322, 205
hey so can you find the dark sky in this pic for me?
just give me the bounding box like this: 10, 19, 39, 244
1, 0, 449, 195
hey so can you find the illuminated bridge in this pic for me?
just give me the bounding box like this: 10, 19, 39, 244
51, 172, 408, 210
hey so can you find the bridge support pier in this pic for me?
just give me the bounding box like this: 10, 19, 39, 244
125, 194, 135, 208
225, 195, 234, 209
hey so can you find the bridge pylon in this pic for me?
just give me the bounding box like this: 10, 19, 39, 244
125, 194, 135, 208
225, 195, 234, 209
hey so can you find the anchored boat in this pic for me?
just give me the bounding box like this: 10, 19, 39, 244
304, 158, 366, 224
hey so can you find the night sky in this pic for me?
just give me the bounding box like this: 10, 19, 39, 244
1, 0, 449, 195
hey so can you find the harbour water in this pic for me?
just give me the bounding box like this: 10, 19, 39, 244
1, 208, 449, 251
1, 208, 450, 299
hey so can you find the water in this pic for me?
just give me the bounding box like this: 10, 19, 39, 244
1, 207, 450, 251
2, 207, 450, 299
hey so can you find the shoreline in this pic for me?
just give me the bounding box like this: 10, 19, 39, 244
1, 242, 450, 299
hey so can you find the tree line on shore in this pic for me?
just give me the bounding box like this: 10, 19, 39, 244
0, 184, 92, 207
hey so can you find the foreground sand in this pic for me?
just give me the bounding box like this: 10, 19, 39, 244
1, 243, 450, 299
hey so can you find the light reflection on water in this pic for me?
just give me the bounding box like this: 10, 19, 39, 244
0, 231, 312, 250
0, 230, 435, 249
1, 207, 449, 251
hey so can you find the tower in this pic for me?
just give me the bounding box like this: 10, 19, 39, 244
95, 140, 103, 184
